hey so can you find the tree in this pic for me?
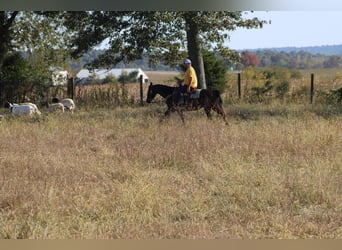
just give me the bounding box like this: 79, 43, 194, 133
323, 55, 342, 68
0, 52, 50, 103
0, 11, 73, 104
241, 51, 259, 68
63, 11, 267, 89
0, 11, 70, 72
0, 11, 18, 71
202, 50, 228, 92
183, 12, 206, 89
182, 12, 266, 88
118, 71, 138, 84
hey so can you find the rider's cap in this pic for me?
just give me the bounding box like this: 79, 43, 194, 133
184, 59, 191, 64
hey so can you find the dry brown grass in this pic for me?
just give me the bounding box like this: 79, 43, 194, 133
0, 102, 341, 239
144, 70, 180, 84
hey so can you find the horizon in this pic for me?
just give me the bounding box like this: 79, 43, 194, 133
234, 43, 342, 52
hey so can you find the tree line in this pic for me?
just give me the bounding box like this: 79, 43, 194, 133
239, 50, 342, 69
72, 47, 342, 72
0, 11, 267, 104
3, 11, 340, 106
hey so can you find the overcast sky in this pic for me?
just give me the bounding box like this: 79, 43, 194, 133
227, 11, 342, 50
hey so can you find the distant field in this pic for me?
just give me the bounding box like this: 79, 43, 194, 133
144, 71, 180, 85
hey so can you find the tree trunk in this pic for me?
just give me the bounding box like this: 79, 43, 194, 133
0, 11, 18, 71
184, 13, 207, 89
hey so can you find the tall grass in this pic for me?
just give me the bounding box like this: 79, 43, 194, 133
0, 103, 341, 239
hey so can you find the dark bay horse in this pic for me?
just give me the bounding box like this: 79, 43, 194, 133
146, 82, 228, 124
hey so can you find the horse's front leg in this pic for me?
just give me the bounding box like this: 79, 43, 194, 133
160, 105, 175, 122
164, 108, 171, 117
175, 108, 185, 124
159, 107, 172, 123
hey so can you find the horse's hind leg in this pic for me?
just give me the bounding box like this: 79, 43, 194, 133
204, 107, 212, 120
214, 105, 228, 125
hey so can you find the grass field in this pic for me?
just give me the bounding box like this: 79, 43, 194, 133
0, 101, 341, 239
0, 70, 341, 239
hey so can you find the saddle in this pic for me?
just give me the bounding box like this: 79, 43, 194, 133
189, 89, 201, 99
178, 89, 201, 106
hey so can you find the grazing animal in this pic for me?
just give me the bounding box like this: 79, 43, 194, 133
48, 102, 65, 113
21, 102, 41, 114
52, 97, 75, 112
5, 102, 41, 116
146, 82, 228, 124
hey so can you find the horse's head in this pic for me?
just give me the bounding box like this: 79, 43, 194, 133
146, 82, 157, 103
146, 82, 175, 102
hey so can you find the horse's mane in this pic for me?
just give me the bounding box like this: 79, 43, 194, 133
151, 84, 175, 98
153, 84, 175, 90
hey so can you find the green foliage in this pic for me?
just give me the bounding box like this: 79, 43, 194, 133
316, 87, 342, 105
62, 11, 266, 68
241, 66, 256, 80
290, 69, 303, 79
249, 81, 274, 103
275, 80, 290, 99
202, 50, 228, 92
102, 75, 118, 85
262, 67, 291, 81
0, 12, 18, 70
0, 11, 75, 105
242, 67, 294, 103
118, 71, 138, 84
0, 52, 28, 102
0, 52, 50, 104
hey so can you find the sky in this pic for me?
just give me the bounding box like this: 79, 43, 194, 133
227, 11, 342, 50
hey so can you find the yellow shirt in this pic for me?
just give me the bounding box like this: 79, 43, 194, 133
184, 66, 198, 89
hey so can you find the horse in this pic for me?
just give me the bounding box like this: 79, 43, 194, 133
146, 82, 228, 124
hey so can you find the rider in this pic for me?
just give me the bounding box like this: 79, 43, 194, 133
177, 59, 198, 104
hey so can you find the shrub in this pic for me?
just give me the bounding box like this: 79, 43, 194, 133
275, 80, 290, 100
316, 87, 342, 104
0, 52, 50, 104
249, 80, 274, 103
203, 50, 228, 92
102, 75, 118, 85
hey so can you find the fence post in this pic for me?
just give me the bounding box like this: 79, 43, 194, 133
237, 73, 241, 99
139, 75, 144, 106
310, 73, 314, 104
67, 77, 74, 99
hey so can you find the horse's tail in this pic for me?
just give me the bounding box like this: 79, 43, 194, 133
212, 90, 223, 104
210, 89, 228, 125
